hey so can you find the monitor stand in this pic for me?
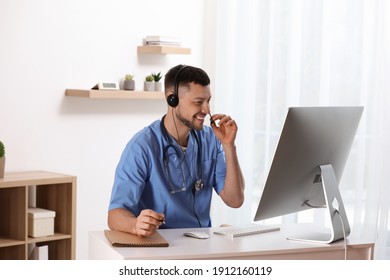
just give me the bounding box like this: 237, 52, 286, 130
287, 164, 351, 244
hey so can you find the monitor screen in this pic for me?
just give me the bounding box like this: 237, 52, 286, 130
253, 106, 363, 243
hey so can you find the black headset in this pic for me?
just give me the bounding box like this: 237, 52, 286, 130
166, 65, 188, 108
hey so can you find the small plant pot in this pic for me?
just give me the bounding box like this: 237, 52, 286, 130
154, 82, 162, 92
144, 81, 155, 91
124, 80, 135, 91
0, 157, 5, 178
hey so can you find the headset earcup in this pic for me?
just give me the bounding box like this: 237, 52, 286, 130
167, 93, 179, 107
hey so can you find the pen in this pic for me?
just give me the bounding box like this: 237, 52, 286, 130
159, 215, 166, 225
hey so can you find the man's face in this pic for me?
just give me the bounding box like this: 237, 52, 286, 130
175, 82, 211, 131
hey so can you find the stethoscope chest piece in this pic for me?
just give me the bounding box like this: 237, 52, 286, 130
194, 179, 204, 192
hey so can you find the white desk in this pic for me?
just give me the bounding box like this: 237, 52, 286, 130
89, 224, 374, 260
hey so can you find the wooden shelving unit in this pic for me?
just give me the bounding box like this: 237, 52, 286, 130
137, 45, 191, 55
65, 89, 165, 100
0, 171, 76, 260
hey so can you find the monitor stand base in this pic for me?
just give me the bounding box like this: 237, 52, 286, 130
287, 164, 351, 244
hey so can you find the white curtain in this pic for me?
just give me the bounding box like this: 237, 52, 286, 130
210, 0, 389, 259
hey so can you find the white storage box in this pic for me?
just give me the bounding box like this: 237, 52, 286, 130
28, 207, 56, 237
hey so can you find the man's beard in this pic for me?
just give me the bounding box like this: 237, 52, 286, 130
175, 109, 201, 131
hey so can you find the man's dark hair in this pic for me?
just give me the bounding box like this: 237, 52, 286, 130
164, 64, 210, 93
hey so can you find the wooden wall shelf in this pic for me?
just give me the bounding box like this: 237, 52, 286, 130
137, 45, 191, 55
65, 89, 165, 100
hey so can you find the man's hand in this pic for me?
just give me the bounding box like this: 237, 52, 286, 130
135, 209, 165, 237
210, 114, 238, 147
108, 208, 165, 237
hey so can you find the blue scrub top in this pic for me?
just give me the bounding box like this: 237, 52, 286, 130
108, 117, 226, 228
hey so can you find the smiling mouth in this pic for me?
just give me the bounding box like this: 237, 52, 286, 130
195, 115, 205, 122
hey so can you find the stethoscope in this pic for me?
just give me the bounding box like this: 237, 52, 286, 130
160, 115, 204, 194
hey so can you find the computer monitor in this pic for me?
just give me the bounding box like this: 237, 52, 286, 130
253, 106, 364, 243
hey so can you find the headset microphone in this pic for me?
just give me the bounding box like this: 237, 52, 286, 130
209, 113, 215, 125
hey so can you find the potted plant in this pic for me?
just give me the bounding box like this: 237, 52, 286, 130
151, 72, 163, 92
144, 75, 155, 91
124, 74, 135, 90
0, 141, 5, 178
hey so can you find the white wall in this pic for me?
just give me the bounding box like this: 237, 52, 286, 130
0, 0, 206, 259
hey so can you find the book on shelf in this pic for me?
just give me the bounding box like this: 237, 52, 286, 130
145, 41, 182, 46
144, 35, 182, 47
145, 35, 181, 43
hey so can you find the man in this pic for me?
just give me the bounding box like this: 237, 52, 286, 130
108, 64, 245, 236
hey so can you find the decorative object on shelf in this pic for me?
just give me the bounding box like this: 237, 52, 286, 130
0, 140, 5, 178
144, 75, 155, 91
91, 82, 119, 90
29, 245, 49, 260
28, 207, 56, 237
124, 74, 135, 91
151, 72, 163, 92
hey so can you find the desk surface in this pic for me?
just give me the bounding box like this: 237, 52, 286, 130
89, 224, 374, 260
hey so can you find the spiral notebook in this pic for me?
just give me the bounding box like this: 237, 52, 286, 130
104, 230, 169, 247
